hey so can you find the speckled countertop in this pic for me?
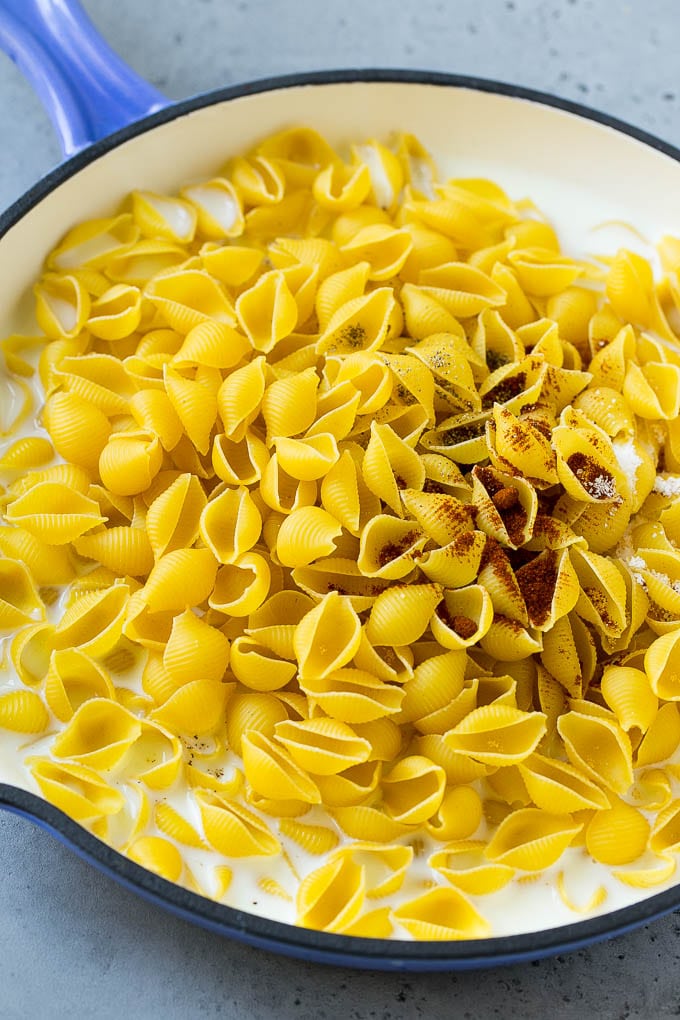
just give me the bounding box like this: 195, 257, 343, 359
1, 1, 680, 1017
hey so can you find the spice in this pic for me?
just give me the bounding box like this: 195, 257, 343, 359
377, 531, 421, 567
492, 486, 519, 511
566, 452, 616, 500
515, 550, 559, 627
482, 371, 527, 409
437, 602, 477, 638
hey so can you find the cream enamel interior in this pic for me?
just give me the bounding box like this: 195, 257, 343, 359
3, 79, 680, 937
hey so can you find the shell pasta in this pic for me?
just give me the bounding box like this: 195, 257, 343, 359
4, 126, 680, 939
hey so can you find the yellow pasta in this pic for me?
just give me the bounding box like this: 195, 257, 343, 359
5, 124, 680, 942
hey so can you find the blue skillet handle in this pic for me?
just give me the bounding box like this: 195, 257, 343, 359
0, 0, 169, 158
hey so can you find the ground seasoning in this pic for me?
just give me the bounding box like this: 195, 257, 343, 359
583, 586, 616, 630
515, 550, 559, 627
566, 452, 616, 500
492, 486, 519, 511
339, 323, 367, 349
437, 602, 478, 638
482, 371, 527, 409
377, 531, 421, 567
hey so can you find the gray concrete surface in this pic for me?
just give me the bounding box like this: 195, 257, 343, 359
1, 0, 680, 1016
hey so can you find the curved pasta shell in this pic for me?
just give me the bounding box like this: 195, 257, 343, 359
317, 288, 398, 357
296, 854, 365, 933
445, 705, 546, 766
313, 761, 382, 808
34, 273, 90, 340
429, 585, 493, 650
429, 840, 514, 894
197, 789, 280, 856
260, 367, 318, 443
29, 758, 124, 823
362, 422, 426, 515
515, 549, 580, 632
41, 391, 111, 474
644, 630, 680, 700
557, 710, 633, 794
225, 690, 288, 755
0, 689, 49, 733
381, 755, 446, 824
241, 730, 320, 803
5, 481, 105, 546
399, 649, 466, 725
229, 636, 296, 691
332, 803, 409, 843
236, 270, 298, 353
0, 436, 53, 472
126, 836, 183, 882
140, 548, 217, 613
425, 786, 483, 842
44, 647, 114, 722
275, 717, 371, 775
52, 698, 141, 768
209, 553, 271, 616
294, 591, 361, 678
164, 364, 219, 457
600, 665, 658, 735
212, 430, 269, 488
163, 609, 230, 686
10, 621, 55, 687
300, 668, 404, 724
492, 404, 558, 484
0, 557, 43, 630
366, 583, 443, 647
393, 887, 490, 940
585, 798, 649, 865
145, 472, 206, 560
217, 356, 267, 443
518, 753, 610, 813
636, 704, 680, 766
55, 582, 128, 657
199, 485, 261, 565
357, 514, 427, 580
146, 269, 235, 334
73, 525, 154, 578
649, 799, 680, 855
153, 799, 204, 848
150, 679, 231, 735
278, 818, 339, 856
182, 177, 244, 239
485, 808, 581, 870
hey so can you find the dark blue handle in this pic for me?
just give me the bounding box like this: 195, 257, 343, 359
0, 0, 169, 157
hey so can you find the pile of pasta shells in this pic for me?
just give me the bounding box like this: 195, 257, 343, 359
2, 126, 680, 940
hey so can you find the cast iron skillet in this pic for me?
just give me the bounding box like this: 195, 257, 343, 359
1, 0, 680, 972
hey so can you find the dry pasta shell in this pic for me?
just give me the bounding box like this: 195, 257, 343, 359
28, 758, 125, 823
485, 808, 581, 870
55, 582, 128, 658
74, 525, 154, 578
150, 679, 231, 735
392, 887, 490, 940
381, 755, 446, 825
429, 840, 514, 894
145, 472, 207, 560
44, 647, 114, 723
274, 717, 371, 775
300, 669, 404, 724
366, 583, 443, 647
518, 753, 610, 813
225, 691, 288, 755
197, 789, 280, 856
0, 689, 49, 733
140, 548, 218, 613
294, 591, 362, 678
585, 798, 649, 865
241, 730, 321, 803
163, 609, 230, 686
557, 710, 633, 794
425, 786, 483, 842
313, 761, 382, 808
445, 705, 546, 767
